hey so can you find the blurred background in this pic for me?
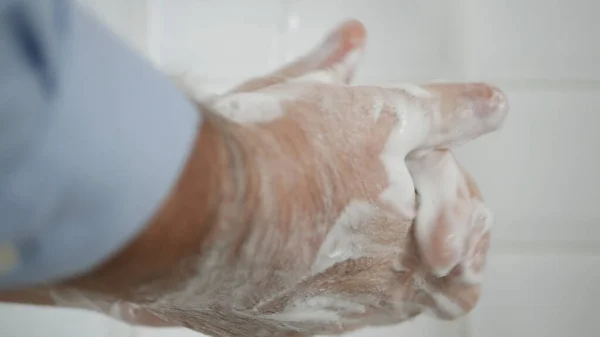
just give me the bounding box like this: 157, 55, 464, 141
1, 0, 600, 336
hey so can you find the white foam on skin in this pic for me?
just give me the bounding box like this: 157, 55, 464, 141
168, 73, 217, 102
49, 289, 141, 323
211, 92, 286, 124
429, 291, 465, 319
370, 100, 384, 121
311, 200, 392, 274
407, 151, 469, 277
291, 49, 363, 85
377, 84, 500, 282
408, 150, 493, 282
460, 200, 493, 285
373, 85, 489, 319
270, 198, 409, 329
291, 70, 339, 84
374, 83, 434, 99
395, 83, 433, 98
280, 84, 449, 327
378, 85, 432, 218
262, 296, 365, 325
261, 201, 391, 328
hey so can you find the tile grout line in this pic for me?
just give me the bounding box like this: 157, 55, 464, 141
190, 76, 600, 92
357, 77, 600, 90
450, 0, 471, 82
279, 0, 293, 67
145, 0, 162, 65
447, 0, 476, 335
491, 241, 600, 255
470, 79, 600, 91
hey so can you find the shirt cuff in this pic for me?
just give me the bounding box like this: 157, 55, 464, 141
0, 4, 200, 289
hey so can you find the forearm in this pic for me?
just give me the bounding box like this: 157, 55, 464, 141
0, 110, 247, 329
61, 113, 228, 300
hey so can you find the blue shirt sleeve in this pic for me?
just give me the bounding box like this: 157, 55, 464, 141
0, 0, 201, 289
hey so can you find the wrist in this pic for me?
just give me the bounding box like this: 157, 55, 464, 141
61, 106, 249, 301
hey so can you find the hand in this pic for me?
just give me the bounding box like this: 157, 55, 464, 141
1, 20, 508, 337
139, 20, 505, 335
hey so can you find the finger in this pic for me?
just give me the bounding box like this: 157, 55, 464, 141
422, 83, 508, 149
282, 19, 366, 84
46, 288, 176, 327
228, 19, 366, 93
370, 83, 508, 155
416, 280, 481, 320
107, 303, 176, 327
450, 167, 492, 284
408, 150, 492, 283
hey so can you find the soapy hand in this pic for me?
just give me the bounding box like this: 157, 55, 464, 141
4, 20, 507, 337
140, 20, 507, 336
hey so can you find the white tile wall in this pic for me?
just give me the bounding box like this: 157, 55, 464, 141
455, 89, 600, 244
154, 0, 286, 81
470, 252, 600, 337
284, 0, 459, 82
2, 0, 600, 337
462, 0, 600, 81
0, 303, 134, 337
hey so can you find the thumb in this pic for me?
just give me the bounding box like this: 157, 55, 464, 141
228, 19, 367, 93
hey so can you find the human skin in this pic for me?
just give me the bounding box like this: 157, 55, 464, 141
0, 20, 507, 337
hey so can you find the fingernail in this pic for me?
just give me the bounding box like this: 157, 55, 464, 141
489, 86, 509, 115
464, 84, 509, 129
339, 20, 367, 47
426, 211, 463, 278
